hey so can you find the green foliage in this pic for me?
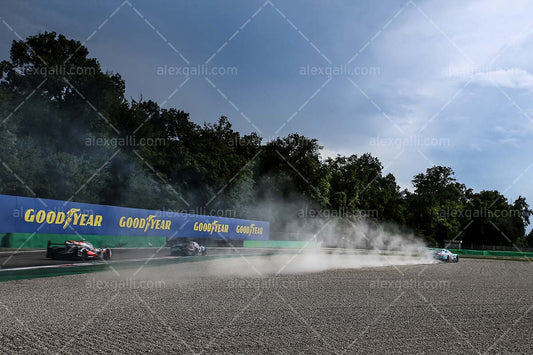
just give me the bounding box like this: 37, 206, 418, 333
0, 32, 531, 247
407, 166, 467, 245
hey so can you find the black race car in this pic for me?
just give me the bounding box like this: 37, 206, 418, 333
46, 240, 112, 261
170, 241, 207, 256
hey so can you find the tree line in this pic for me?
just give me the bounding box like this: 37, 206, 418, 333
1, 32, 531, 247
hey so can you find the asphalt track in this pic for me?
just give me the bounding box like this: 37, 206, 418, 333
0, 247, 273, 269
0, 254, 532, 354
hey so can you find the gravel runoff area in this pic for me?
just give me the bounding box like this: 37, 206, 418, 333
0, 254, 532, 354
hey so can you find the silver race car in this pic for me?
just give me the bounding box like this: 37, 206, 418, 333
170, 241, 207, 256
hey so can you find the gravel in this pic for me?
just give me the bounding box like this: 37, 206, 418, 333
0, 255, 532, 354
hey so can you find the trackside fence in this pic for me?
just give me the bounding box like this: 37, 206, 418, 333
450, 249, 533, 258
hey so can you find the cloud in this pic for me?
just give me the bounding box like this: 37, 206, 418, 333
469, 68, 533, 90
496, 137, 519, 147
4, 0, 533, 207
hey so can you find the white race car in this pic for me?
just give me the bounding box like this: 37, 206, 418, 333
433, 249, 459, 262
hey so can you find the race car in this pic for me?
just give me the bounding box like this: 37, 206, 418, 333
433, 248, 459, 262
46, 240, 112, 261
170, 241, 207, 256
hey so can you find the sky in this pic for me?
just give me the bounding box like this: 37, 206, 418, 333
2, 0, 533, 206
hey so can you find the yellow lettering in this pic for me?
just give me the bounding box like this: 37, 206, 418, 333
23, 208, 102, 229
24, 209, 35, 222
72, 212, 82, 225
35, 210, 46, 224
56, 212, 65, 225
46, 211, 56, 224
63, 208, 80, 229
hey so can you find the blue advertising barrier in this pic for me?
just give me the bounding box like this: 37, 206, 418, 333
0, 194, 269, 240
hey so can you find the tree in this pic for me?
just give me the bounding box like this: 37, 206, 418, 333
527, 229, 533, 248
407, 166, 469, 245
1, 31, 531, 248
324, 153, 402, 223
462, 192, 532, 247
258, 134, 323, 200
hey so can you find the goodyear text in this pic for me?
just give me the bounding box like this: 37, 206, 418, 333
193, 220, 229, 235
235, 224, 264, 237
119, 215, 171, 232
24, 208, 103, 229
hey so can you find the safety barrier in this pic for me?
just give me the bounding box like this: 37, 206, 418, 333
0, 194, 269, 248
449, 249, 533, 258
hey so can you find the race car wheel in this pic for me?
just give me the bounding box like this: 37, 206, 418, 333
80, 250, 88, 261
104, 249, 112, 260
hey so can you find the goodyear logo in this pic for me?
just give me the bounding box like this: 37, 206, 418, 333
119, 215, 171, 232
235, 224, 264, 237
193, 220, 229, 235
24, 208, 103, 229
